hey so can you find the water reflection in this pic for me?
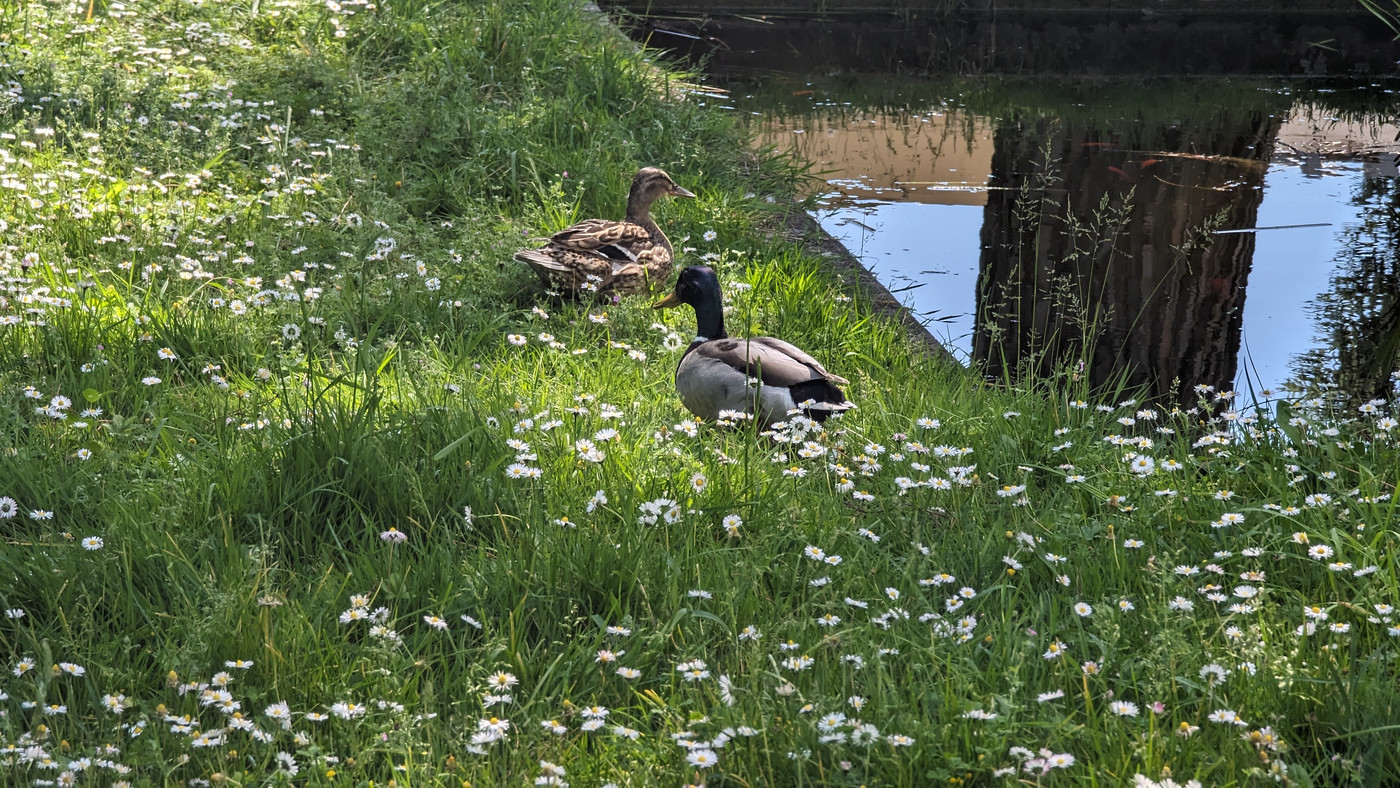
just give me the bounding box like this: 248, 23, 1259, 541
975, 106, 1277, 400
1293, 176, 1400, 405
744, 80, 1400, 401
765, 108, 993, 206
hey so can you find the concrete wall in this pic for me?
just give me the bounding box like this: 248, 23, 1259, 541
607, 2, 1400, 75
613, 1, 1375, 14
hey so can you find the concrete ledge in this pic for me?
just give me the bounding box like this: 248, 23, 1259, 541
607, 4, 1400, 76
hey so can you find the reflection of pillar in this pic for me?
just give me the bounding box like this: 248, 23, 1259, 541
975, 108, 1281, 401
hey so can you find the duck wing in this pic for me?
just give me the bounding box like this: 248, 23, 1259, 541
693, 337, 848, 388
514, 247, 615, 280
550, 219, 656, 262
601, 251, 672, 295
746, 337, 849, 385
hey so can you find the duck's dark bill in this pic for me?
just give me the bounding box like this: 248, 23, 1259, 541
669, 186, 697, 199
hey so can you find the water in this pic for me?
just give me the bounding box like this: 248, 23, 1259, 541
729, 78, 1400, 401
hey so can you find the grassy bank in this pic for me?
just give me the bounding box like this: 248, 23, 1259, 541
2, 0, 1399, 785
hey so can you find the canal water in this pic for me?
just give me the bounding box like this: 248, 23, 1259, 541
722, 77, 1400, 403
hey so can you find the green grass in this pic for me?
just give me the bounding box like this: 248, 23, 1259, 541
1, 0, 1398, 785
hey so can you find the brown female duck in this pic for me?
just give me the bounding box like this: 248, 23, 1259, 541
515, 167, 695, 297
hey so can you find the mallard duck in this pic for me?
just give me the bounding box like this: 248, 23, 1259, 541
654, 266, 854, 427
515, 167, 695, 297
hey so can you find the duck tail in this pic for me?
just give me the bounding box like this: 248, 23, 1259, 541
791, 380, 854, 423
513, 249, 571, 273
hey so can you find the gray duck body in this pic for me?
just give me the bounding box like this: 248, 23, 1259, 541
657, 267, 852, 427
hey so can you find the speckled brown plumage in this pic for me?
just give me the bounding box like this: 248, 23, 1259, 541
515, 167, 695, 297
